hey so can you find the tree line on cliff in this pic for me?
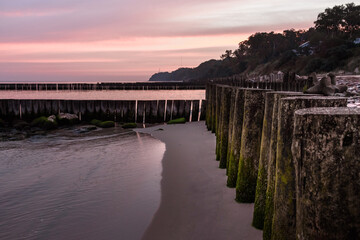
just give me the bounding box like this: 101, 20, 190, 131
149, 3, 360, 82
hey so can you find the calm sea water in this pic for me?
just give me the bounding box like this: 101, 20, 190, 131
0, 90, 205, 101
0, 128, 165, 240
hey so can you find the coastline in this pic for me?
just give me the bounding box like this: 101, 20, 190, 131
137, 121, 261, 240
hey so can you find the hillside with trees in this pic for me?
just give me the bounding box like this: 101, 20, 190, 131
149, 3, 360, 82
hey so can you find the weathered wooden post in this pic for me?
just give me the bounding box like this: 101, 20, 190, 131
211, 84, 217, 133
226, 88, 237, 173
263, 93, 320, 239
218, 86, 232, 169
236, 89, 269, 203
206, 84, 212, 129
253, 92, 303, 230
215, 85, 223, 160
227, 88, 245, 187
292, 107, 360, 240
271, 96, 347, 240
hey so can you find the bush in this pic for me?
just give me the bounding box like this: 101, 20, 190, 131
122, 123, 137, 129
90, 119, 115, 128
90, 119, 102, 126
167, 117, 186, 124
98, 121, 115, 128
31, 116, 58, 130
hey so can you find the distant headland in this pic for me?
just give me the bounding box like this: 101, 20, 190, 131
149, 3, 360, 82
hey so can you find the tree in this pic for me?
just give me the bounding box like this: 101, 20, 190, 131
220, 50, 233, 60
343, 3, 360, 37
314, 3, 360, 38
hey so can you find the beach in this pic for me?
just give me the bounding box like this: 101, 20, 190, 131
138, 121, 262, 240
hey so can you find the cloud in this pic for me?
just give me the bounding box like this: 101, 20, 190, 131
0, 0, 351, 82
0, 0, 348, 43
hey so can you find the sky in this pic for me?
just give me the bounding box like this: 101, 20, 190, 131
0, 0, 354, 82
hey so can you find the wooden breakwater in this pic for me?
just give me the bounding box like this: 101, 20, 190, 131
207, 72, 314, 92
0, 82, 205, 91
0, 99, 206, 123
206, 83, 360, 240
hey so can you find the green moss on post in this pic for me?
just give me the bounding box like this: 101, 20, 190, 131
252, 93, 275, 228
215, 85, 222, 160
205, 83, 212, 130
219, 86, 232, 169
235, 89, 268, 203
262, 92, 306, 240
253, 92, 303, 230
271, 96, 347, 240
226, 88, 237, 174
227, 88, 245, 188
210, 84, 216, 133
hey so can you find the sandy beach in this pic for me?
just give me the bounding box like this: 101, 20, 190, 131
137, 121, 262, 240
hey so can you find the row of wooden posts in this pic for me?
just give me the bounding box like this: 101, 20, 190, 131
0, 99, 206, 123
0, 82, 206, 91
205, 84, 360, 240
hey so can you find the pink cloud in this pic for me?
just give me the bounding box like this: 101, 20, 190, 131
0, 0, 350, 82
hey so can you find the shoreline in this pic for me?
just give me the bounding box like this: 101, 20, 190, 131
137, 121, 262, 240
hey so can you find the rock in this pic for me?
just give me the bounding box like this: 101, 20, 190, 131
58, 113, 79, 125
75, 125, 97, 133
348, 103, 357, 108
58, 113, 78, 120
12, 120, 29, 130
305, 74, 347, 96
48, 115, 56, 122
334, 85, 348, 93
335, 93, 346, 97
328, 72, 336, 85
309, 72, 318, 85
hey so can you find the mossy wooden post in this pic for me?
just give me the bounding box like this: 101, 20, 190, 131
271, 96, 347, 240
263, 92, 308, 240
227, 88, 245, 187
292, 107, 360, 240
252, 91, 276, 229
236, 89, 268, 202
226, 88, 237, 174
219, 86, 232, 169
211, 84, 217, 133
206, 83, 213, 130
215, 85, 223, 160
253, 92, 303, 231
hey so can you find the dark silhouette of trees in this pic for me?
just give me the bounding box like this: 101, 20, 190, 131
314, 3, 360, 37
150, 3, 360, 81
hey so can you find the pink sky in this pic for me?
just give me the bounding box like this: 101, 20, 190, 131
0, 0, 350, 82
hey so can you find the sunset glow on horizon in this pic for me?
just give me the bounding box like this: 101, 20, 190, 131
0, 0, 351, 82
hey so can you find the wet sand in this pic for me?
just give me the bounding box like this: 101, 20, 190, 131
137, 121, 262, 240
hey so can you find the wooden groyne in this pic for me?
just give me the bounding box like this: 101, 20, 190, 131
0, 82, 205, 91
0, 99, 206, 123
205, 83, 360, 239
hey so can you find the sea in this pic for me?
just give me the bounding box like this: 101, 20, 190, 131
0, 89, 205, 240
